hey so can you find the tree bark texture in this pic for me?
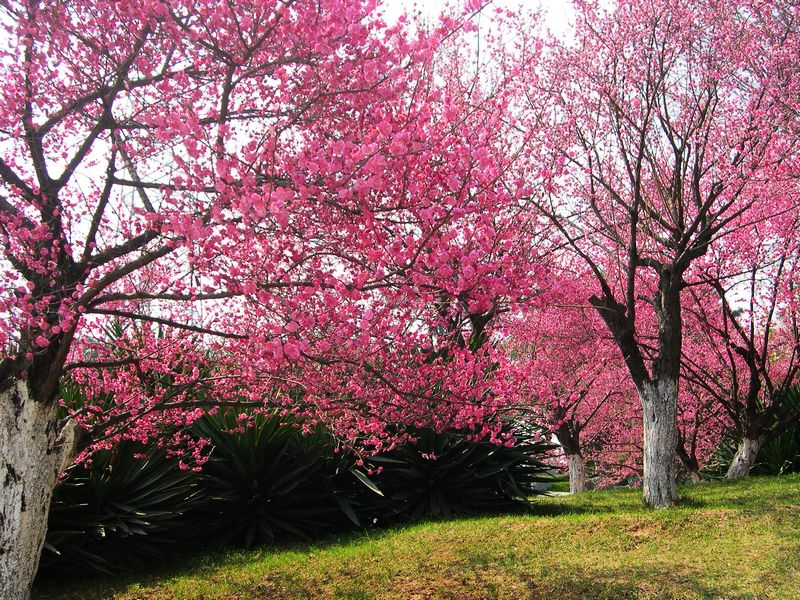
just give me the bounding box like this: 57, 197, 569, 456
725, 436, 764, 480
1, 379, 78, 600
640, 378, 679, 508
567, 453, 587, 493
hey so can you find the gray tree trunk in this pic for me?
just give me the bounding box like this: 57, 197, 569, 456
686, 470, 701, 484
1, 379, 78, 600
640, 378, 679, 509
725, 436, 764, 480
567, 453, 586, 493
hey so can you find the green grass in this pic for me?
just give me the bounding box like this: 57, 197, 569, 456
35, 475, 800, 599
545, 477, 571, 493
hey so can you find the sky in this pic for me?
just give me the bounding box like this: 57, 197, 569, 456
386, 0, 576, 38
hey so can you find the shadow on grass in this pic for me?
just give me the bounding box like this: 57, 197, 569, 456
529, 486, 648, 517
33, 532, 339, 600
673, 496, 707, 509
527, 500, 610, 517
521, 563, 764, 600
34, 475, 800, 600
37, 491, 585, 599
34, 512, 531, 600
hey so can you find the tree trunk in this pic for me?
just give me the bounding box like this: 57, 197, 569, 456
640, 378, 679, 509
1, 379, 78, 600
567, 453, 587, 493
675, 432, 701, 484
725, 436, 764, 480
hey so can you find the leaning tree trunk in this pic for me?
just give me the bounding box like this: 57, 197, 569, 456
1, 379, 78, 600
725, 436, 764, 480
640, 378, 679, 509
566, 453, 587, 493
676, 433, 702, 484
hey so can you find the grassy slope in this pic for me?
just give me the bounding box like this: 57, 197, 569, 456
35, 475, 800, 600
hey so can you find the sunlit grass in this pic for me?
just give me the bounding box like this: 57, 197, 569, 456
36, 474, 800, 599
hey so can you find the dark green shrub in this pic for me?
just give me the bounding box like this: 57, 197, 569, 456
353, 426, 553, 525
40, 441, 199, 577
186, 411, 357, 549
39, 408, 554, 577
753, 386, 800, 475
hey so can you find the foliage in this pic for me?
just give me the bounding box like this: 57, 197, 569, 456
185, 411, 355, 549
354, 425, 554, 524
753, 391, 800, 475
1, 1, 543, 590
682, 278, 800, 478
706, 385, 800, 477
38, 412, 556, 577
0, 0, 544, 462
505, 278, 641, 489
521, 0, 800, 505
39, 442, 198, 577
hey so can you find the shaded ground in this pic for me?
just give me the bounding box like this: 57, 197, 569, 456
35, 474, 800, 599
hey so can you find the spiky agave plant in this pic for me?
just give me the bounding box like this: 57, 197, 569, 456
753, 385, 800, 475
705, 385, 800, 477
186, 410, 357, 549
40, 440, 199, 577
351, 425, 554, 525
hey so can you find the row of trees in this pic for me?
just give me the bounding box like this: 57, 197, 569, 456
512, 272, 800, 493
1, 0, 799, 598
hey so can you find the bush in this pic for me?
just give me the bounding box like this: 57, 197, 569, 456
753, 386, 800, 475
39, 412, 554, 578
353, 426, 553, 525
40, 441, 199, 577
185, 411, 357, 549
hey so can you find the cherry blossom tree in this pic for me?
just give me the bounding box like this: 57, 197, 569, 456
508, 276, 638, 492
0, 1, 547, 596
522, 0, 800, 507
675, 378, 729, 482
682, 213, 800, 478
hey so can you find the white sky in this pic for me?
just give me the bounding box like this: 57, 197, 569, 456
385, 0, 576, 38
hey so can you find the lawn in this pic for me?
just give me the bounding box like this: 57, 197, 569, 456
35, 475, 800, 599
